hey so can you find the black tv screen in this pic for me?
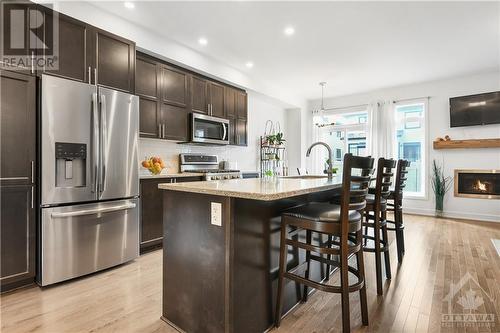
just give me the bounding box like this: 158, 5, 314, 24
450, 91, 500, 127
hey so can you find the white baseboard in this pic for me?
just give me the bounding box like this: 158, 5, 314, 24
404, 207, 500, 223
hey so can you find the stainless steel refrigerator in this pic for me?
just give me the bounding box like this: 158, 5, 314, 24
39, 74, 140, 286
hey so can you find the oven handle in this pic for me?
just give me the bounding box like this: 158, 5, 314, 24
51, 203, 136, 218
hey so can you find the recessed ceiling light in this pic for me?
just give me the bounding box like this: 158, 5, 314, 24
124, 2, 135, 9
284, 26, 295, 36
245, 62, 254, 68
198, 38, 208, 46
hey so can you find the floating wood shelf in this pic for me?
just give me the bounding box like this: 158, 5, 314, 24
433, 138, 500, 149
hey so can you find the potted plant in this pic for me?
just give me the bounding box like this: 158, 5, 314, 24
275, 132, 285, 146
431, 160, 452, 217
265, 134, 276, 146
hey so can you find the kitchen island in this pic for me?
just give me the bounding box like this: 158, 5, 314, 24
159, 177, 342, 333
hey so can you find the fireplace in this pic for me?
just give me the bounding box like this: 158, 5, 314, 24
454, 169, 500, 199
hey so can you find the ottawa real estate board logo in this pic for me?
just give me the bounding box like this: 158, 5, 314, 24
442, 272, 496, 328
1, 1, 59, 71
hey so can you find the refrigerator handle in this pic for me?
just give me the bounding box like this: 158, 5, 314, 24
51, 202, 137, 218
92, 93, 99, 194
100, 94, 107, 195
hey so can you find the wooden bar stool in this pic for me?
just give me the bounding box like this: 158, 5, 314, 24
385, 159, 410, 263
275, 154, 374, 333
363, 157, 396, 295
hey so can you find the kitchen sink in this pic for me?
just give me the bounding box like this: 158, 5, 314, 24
280, 175, 329, 179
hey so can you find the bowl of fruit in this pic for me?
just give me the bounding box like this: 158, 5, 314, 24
141, 156, 166, 175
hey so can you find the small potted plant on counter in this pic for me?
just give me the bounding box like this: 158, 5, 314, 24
324, 159, 338, 175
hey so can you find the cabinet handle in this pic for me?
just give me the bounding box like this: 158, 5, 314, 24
31, 160, 34, 183
88, 66, 91, 84
31, 51, 35, 74
94, 68, 97, 86
31, 186, 34, 209
158, 124, 162, 138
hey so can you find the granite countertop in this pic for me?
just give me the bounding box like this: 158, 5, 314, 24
158, 176, 341, 201
139, 172, 202, 179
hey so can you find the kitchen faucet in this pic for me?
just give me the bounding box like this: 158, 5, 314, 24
306, 142, 334, 180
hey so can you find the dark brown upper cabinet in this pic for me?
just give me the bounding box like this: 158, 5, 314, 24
161, 65, 188, 107
136, 53, 247, 145
208, 82, 224, 118
93, 29, 135, 93
37, 6, 135, 93
224, 87, 236, 118
236, 90, 248, 119
0, 71, 36, 186
38, 9, 91, 83
160, 104, 189, 141
190, 76, 208, 114
136, 54, 160, 138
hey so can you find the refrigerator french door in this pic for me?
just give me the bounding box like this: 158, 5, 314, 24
39, 75, 139, 286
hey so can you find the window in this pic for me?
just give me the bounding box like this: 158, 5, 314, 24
395, 102, 427, 197
335, 148, 342, 161
314, 108, 369, 173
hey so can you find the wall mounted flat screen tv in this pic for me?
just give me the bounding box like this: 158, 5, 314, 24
450, 91, 500, 127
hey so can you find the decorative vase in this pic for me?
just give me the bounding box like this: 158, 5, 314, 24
435, 194, 444, 217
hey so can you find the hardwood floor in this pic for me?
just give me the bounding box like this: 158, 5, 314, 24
1, 214, 499, 333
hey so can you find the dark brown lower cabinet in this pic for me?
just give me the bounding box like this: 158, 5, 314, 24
140, 177, 202, 253
0, 185, 35, 292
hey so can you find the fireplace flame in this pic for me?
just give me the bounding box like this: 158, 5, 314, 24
474, 180, 488, 192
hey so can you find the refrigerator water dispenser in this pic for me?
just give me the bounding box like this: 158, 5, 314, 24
55, 142, 86, 188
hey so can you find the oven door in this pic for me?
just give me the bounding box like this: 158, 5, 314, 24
191, 113, 229, 145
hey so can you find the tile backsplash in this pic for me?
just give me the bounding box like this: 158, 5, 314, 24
139, 138, 260, 176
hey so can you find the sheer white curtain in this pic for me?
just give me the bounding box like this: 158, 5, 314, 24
367, 100, 396, 160
310, 111, 324, 174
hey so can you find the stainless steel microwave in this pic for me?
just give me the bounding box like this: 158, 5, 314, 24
191, 113, 229, 145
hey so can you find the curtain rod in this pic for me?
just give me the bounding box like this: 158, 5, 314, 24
393, 96, 430, 103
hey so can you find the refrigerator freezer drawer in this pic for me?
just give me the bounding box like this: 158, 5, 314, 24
39, 199, 139, 286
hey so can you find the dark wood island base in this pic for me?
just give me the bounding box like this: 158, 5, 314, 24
161, 183, 341, 333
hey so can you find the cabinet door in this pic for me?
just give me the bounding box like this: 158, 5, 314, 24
208, 82, 224, 117
236, 118, 248, 146
236, 90, 248, 119
0, 71, 35, 186
140, 179, 163, 252
0, 185, 35, 291
228, 117, 236, 145
136, 55, 160, 138
190, 76, 208, 114
160, 103, 189, 141
224, 87, 236, 118
93, 28, 135, 93
161, 65, 188, 107
40, 9, 91, 83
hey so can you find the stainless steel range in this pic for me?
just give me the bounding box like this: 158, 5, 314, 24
179, 154, 242, 181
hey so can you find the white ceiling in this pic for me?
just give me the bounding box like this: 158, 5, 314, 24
92, 1, 499, 101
